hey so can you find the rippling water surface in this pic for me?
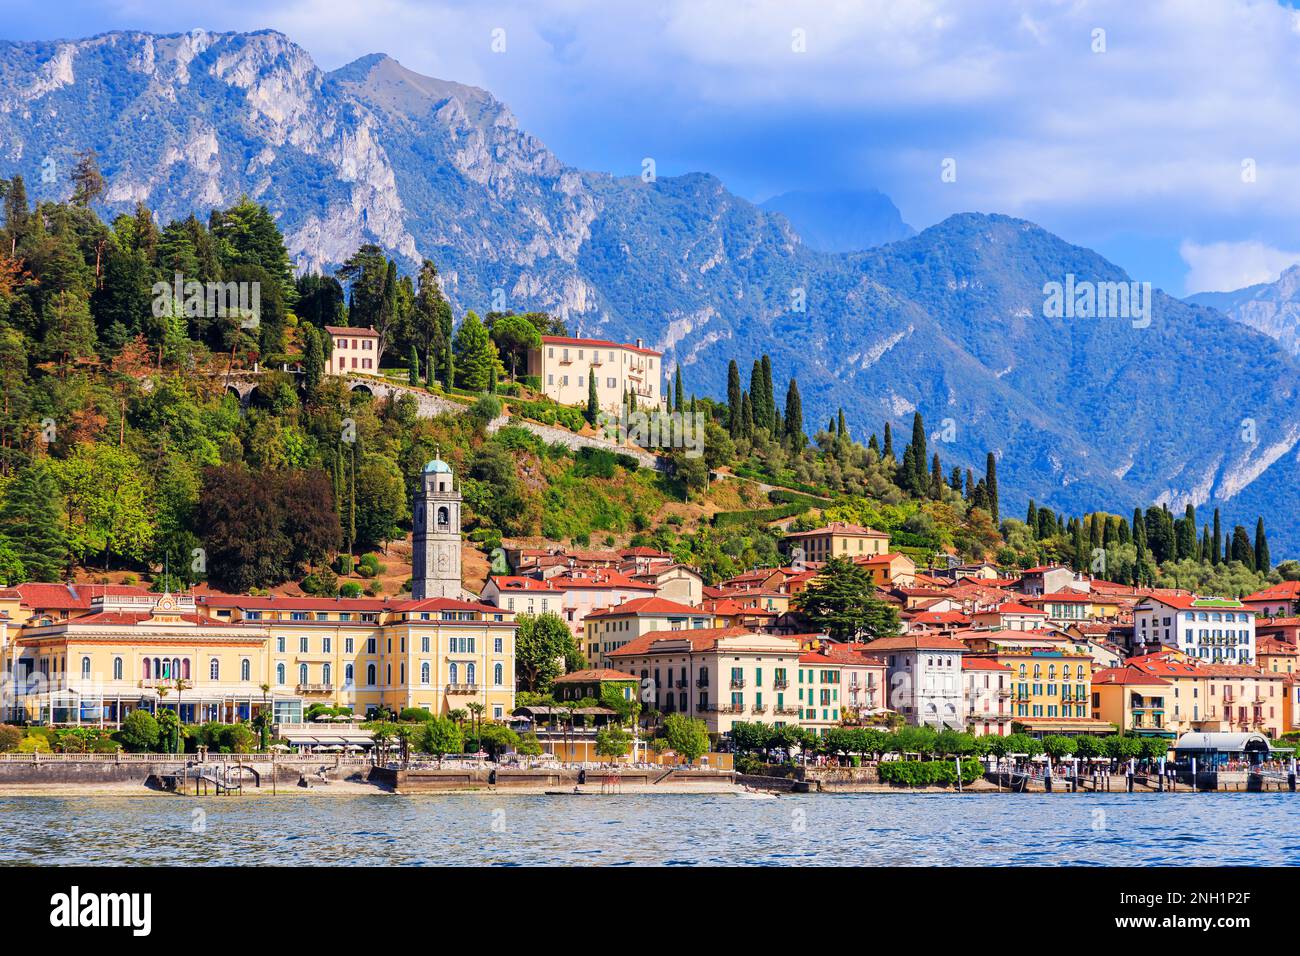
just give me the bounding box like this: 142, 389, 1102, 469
2, 793, 1298, 865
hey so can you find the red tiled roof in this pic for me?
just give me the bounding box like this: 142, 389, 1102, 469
1244, 581, 1300, 602
586, 596, 699, 617
3, 583, 156, 610
1092, 667, 1170, 686
553, 668, 638, 683
784, 522, 888, 539
607, 627, 784, 657
982, 602, 1047, 615
487, 576, 566, 592
549, 570, 655, 591
865, 634, 967, 652
324, 325, 378, 336
962, 657, 1011, 671
541, 334, 660, 356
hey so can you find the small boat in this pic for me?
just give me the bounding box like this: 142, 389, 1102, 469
737, 790, 778, 800
544, 789, 594, 796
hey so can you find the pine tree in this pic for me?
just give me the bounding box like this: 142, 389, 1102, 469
452, 310, 498, 391
1255, 517, 1270, 572
0, 462, 69, 581
727, 360, 742, 437
784, 378, 804, 450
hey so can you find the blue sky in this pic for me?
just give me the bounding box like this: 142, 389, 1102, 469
8, 0, 1300, 295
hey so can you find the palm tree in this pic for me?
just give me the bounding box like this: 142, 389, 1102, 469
466, 702, 486, 752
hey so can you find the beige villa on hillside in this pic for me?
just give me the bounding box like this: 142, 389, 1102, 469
526, 335, 662, 413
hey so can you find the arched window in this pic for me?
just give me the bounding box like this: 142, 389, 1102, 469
494, 663, 503, 686
299, 663, 309, 686
113, 657, 123, 680
81, 657, 91, 679
367, 664, 377, 686
143, 658, 151, 679
181, 659, 190, 680
322, 663, 331, 686
172, 658, 180, 679
345, 663, 354, 684
276, 663, 285, 686
209, 659, 219, 680
437, 506, 450, 529
241, 659, 251, 681
466, 662, 476, 686
421, 662, 430, 685
449, 662, 459, 684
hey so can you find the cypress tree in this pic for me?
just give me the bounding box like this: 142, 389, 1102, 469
1200, 524, 1211, 563
965, 468, 975, 502
1026, 500, 1038, 535
1231, 525, 1253, 568
909, 413, 927, 493
837, 408, 846, 438
882, 423, 894, 461
749, 360, 767, 431
727, 360, 742, 436
1212, 508, 1222, 566
741, 390, 754, 438
408, 344, 420, 386
985, 452, 999, 524
868, 433, 880, 455
586, 366, 599, 425
760, 355, 776, 429
930, 453, 943, 499
1255, 517, 1270, 572
784, 378, 804, 450
949, 466, 964, 492
674, 363, 684, 413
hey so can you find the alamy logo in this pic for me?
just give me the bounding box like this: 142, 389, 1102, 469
151, 273, 260, 329
49, 886, 151, 936
1042, 274, 1151, 328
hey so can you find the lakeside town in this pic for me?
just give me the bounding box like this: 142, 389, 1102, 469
1, 324, 1298, 797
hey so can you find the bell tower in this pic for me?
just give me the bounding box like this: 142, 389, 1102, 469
411, 455, 465, 600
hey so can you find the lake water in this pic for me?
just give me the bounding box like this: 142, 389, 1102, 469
2, 792, 1298, 866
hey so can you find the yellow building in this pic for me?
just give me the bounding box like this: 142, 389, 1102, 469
782, 522, 890, 563
7, 592, 282, 726
197, 593, 518, 721
5, 589, 518, 728
1089, 667, 1176, 738
972, 646, 1113, 736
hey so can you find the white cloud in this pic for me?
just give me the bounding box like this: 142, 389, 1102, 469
1180, 239, 1300, 294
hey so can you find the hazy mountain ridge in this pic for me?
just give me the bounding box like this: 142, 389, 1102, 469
1187, 264, 1300, 357
3, 30, 1300, 553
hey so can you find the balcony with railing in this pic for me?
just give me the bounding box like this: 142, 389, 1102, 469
447, 683, 479, 695
730, 678, 746, 689
297, 683, 334, 694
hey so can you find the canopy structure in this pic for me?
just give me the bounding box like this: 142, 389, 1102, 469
1173, 732, 1274, 767
1173, 732, 1271, 754
280, 727, 375, 749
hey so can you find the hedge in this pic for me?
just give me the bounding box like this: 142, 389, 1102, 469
877, 758, 985, 788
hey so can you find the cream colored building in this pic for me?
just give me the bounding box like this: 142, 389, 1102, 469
326, 325, 380, 374
584, 597, 715, 667
526, 335, 662, 413
608, 627, 805, 736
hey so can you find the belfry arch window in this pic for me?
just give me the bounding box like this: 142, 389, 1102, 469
437, 505, 450, 529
